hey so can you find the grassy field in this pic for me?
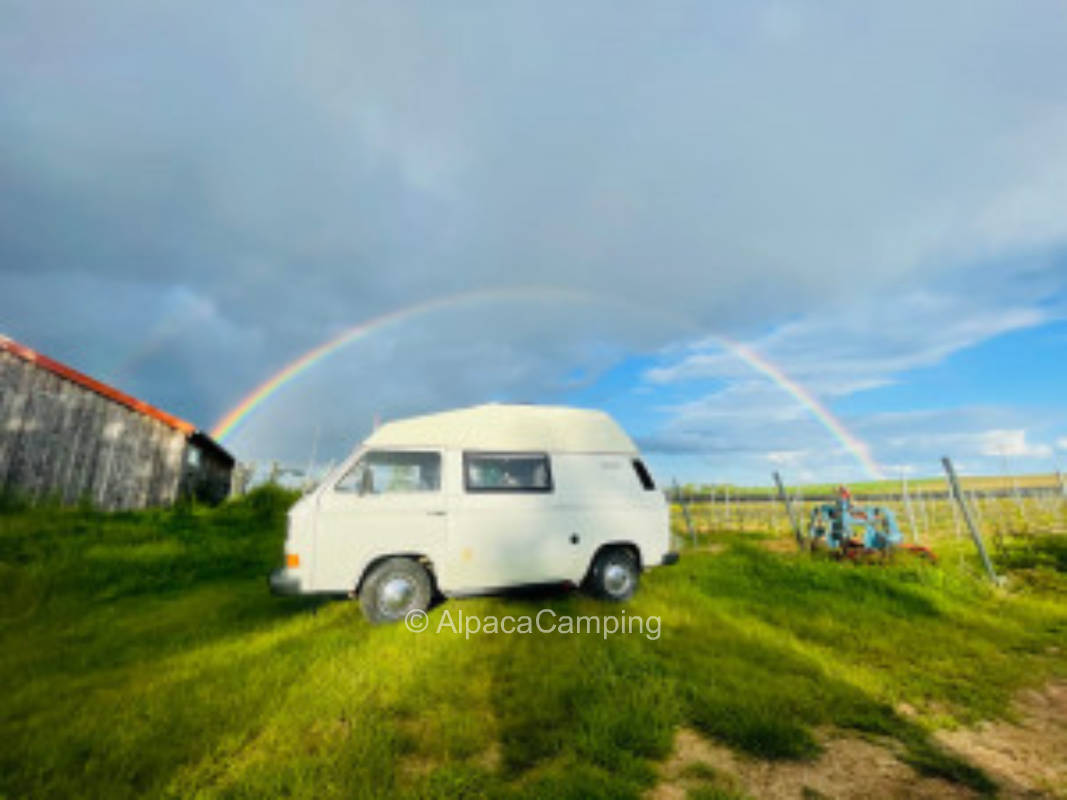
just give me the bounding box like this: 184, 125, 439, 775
2, 489, 1066, 799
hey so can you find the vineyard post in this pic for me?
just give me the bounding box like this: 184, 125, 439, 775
1037, 475, 1056, 516
1001, 451, 1028, 524
901, 472, 920, 542
705, 484, 714, 530
1055, 470, 1067, 524
689, 487, 698, 545
1055, 471, 1067, 531
713, 485, 721, 529
917, 490, 930, 534
943, 471, 963, 538
673, 478, 696, 548
942, 457, 1000, 584
773, 471, 804, 548
969, 490, 985, 528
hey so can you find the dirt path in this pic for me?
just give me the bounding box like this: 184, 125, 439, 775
935, 681, 1067, 799
649, 681, 1067, 800
649, 727, 975, 800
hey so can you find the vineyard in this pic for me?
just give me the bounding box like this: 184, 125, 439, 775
670, 473, 1067, 556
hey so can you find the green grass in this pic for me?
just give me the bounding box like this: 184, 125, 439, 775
2, 490, 1066, 798
687, 787, 750, 800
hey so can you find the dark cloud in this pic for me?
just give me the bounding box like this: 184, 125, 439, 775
3, 1, 1067, 469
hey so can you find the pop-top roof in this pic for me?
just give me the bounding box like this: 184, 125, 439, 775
363, 404, 638, 453
0, 334, 195, 435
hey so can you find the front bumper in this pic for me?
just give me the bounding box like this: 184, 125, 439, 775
269, 568, 302, 595
661, 551, 680, 566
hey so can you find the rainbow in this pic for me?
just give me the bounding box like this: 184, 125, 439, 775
210, 287, 884, 479
712, 337, 885, 480
210, 288, 594, 441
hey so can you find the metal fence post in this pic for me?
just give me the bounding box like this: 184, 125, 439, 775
901, 472, 920, 542
942, 457, 1000, 584
943, 471, 963, 538
773, 471, 804, 548
673, 478, 696, 548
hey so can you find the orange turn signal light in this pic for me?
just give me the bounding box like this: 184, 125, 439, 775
286, 553, 300, 568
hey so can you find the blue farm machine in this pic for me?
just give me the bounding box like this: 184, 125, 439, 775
807, 487, 936, 562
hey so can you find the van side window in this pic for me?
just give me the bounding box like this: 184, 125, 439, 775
336, 451, 441, 494
632, 459, 656, 491
464, 452, 552, 493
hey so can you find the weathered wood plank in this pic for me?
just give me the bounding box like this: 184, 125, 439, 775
1, 349, 230, 509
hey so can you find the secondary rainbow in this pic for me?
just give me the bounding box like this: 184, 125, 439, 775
210, 288, 884, 479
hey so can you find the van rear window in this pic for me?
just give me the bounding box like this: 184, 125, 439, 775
632, 459, 656, 491
464, 452, 552, 493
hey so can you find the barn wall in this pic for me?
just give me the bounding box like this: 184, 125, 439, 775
0, 350, 188, 509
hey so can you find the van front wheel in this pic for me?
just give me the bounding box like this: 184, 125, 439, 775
359, 558, 432, 625
587, 548, 639, 602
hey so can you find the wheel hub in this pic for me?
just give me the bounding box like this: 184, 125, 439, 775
603, 563, 632, 596
379, 575, 416, 614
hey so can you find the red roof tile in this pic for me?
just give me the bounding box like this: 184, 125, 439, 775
0, 335, 195, 435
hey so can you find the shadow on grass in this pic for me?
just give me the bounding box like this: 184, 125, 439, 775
661, 611, 993, 793
399, 541, 1003, 798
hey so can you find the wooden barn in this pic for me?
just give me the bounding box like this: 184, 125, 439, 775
0, 336, 234, 509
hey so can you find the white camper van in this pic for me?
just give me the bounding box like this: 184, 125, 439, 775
270, 404, 676, 623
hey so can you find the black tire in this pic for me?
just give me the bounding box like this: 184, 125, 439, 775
359, 557, 432, 624
587, 547, 640, 602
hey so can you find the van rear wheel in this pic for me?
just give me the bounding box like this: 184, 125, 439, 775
587, 548, 639, 602
359, 558, 432, 624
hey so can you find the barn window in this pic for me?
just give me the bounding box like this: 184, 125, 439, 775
464, 452, 552, 493
335, 451, 441, 495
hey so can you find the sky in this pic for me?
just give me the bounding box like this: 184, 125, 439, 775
2, 1, 1067, 485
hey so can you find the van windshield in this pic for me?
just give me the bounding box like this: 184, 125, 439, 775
335, 451, 441, 494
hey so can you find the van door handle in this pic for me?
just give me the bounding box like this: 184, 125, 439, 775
426, 510, 447, 516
